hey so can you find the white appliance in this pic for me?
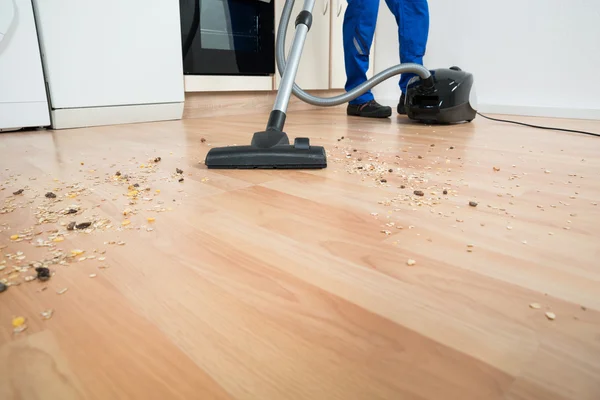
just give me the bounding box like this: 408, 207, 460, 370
0, 0, 50, 131
32, 0, 185, 129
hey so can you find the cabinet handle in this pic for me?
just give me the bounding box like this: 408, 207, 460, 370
337, 0, 343, 17
323, 0, 329, 15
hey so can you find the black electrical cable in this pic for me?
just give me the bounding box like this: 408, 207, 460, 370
476, 112, 600, 137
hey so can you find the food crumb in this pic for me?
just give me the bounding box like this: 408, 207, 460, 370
545, 311, 556, 321
45, 192, 57, 198
57, 288, 68, 295
13, 189, 24, 195
493, 167, 500, 172
443, 190, 448, 195
414, 190, 424, 197
469, 201, 478, 207
89, 274, 97, 278
529, 303, 541, 309
35, 267, 51, 281
407, 259, 416, 266
12, 316, 26, 328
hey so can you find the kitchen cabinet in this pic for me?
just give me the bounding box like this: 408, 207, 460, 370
275, 0, 331, 90
329, 0, 374, 89
32, 0, 184, 129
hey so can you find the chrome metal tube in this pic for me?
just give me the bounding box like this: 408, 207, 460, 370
276, 0, 431, 107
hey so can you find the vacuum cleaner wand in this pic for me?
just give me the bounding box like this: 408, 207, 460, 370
205, 0, 443, 169
205, 0, 327, 169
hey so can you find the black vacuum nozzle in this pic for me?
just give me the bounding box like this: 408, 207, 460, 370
205, 130, 327, 169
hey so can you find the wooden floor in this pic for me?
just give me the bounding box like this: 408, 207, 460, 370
1, 109, 600, 400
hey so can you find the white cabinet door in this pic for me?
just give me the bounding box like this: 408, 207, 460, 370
275, 0, 330, 90
32, 0, 184, 109
329, 0, 374, 89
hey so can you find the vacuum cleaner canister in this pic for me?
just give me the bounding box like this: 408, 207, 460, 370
405, 67, 477, 124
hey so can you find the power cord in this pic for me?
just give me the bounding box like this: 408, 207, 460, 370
476, 112, 600, 137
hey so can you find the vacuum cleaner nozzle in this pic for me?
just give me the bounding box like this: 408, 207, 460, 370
205, 130, 327, 169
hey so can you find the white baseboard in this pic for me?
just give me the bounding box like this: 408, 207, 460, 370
476, 104, 600, 120
0, 101, 50, 130
184, 75, 273, 92
50, 102, 184, 129
378, 97, 600, 121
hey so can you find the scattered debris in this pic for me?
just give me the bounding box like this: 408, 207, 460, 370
35, 267, 51, 281
380, 179, 387, 183
443, 190, 448, 195
12, 317, 27, 333
469, 201, 478, 207
545, 311, 556, 321
200, 138, 207, 143
529, 303, 541, 309
154, 157, 162, 162
178, 177, 184, 182
407, 259, 416, 266
493, 167, 501, 172
176, 168, 183, 174
57, 288, 68, 295
122, 220, 131, 226
12, 316, 26, 328
0, 282, 7, 293
414, 190, 424, 197
76, 222, 92, 230
581, 305, 587, 311
400, 185, 406, 189
13, 189, 24, 195
45, 192, 57, 199
147, 217, 155, 223
40, 309, 54, 320
89, 274, 97, 278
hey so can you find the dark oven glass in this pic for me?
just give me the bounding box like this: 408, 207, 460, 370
180, 0, 275, 76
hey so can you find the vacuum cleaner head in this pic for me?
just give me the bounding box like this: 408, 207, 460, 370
205, 130, 327, 169
405, 67, 477, 124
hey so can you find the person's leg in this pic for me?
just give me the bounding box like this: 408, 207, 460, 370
384, 0, 429, 94
343, 0, 380, 105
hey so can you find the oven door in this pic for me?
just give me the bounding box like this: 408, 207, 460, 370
180, 0, 275, 76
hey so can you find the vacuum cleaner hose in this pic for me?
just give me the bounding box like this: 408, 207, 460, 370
276, 0, 432, 107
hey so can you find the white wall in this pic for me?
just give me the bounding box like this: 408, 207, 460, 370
372, 0, 600, 119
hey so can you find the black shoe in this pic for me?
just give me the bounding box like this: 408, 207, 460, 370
397, 93, 407, 115
347, 100, 392, 118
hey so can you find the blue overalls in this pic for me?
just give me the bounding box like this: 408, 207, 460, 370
343, 0, 429, 105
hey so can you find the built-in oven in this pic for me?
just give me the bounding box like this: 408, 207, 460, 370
179, 0, 275, 76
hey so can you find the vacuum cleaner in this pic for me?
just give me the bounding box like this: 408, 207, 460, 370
205, 0, 477, 170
